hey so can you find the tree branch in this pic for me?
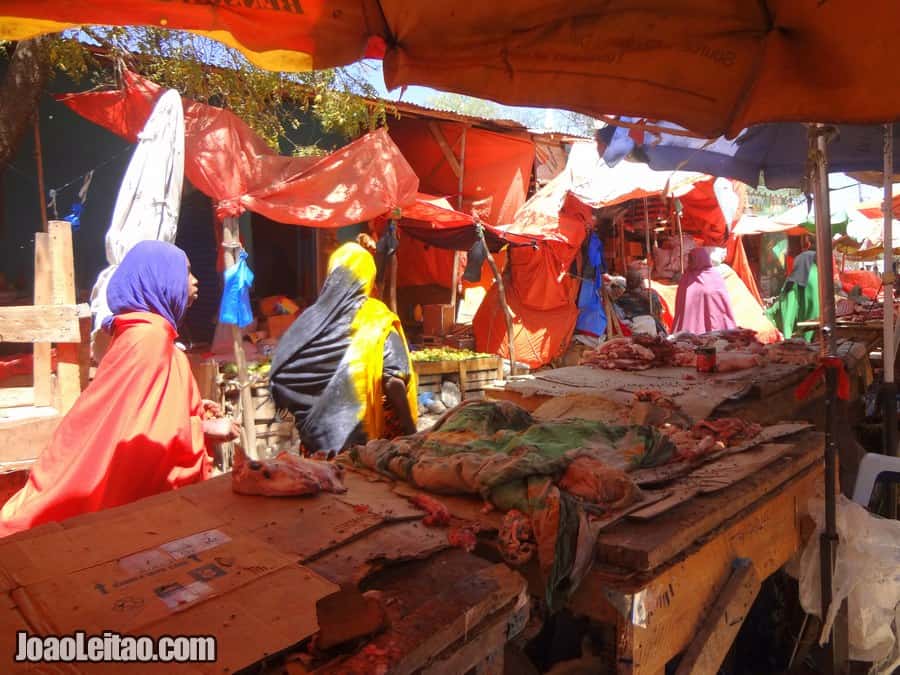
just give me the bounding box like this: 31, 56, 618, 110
0, 38, 49, 172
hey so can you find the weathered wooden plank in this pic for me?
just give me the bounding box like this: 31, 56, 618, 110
571, 459, 821, 675
595, 431, 823, 571
0, 413, 61, 462
0, 387, 34, 409
49, 221, 81, 412
0, 305, 81, 343
57, 316, 90, 414
673, 559, 761, 675
414, 357, 501, 377
427, 121, 462, 178
33, 232, 52, 407
315, 562, 525, 675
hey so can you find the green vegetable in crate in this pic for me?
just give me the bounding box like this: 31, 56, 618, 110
222, 363, 239, 379
411, 347, 491, 362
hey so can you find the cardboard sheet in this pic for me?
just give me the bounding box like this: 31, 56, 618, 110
0, 491, 338, 673
503, 362, 810, 422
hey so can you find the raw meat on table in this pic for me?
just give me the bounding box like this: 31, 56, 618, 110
231, 445, 347, 496
408, 493, 451, 526
499, 509, 536, 566
558, 457, 640, 511
581, 338, 655, 370
714, 351, 765, 372
692, 418, 762, 444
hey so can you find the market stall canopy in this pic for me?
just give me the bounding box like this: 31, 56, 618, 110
378, 194, 531, 252
732, 214, 807, 237
57, 70, 419, 229
6, 2, 900, 137
606, 119, 900, 189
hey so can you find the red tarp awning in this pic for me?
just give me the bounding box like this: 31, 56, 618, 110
57, 70, 419, 229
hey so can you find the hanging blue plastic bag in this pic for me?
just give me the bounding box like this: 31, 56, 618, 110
219, 250, 255, 327
63, 202, 83, 232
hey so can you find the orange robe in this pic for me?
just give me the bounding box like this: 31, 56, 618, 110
0, 312, 210, 536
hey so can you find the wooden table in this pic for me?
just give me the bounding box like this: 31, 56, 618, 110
798, 319, 885, 350
387, 430, 825, 675
485, 343, 871, 429
0, 473, 528, 674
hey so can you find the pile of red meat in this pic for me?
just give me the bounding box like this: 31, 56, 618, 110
692, 417, 762, 444
581, 338, 656, 370
661, 417, 762, 462
765, 339, 819, 366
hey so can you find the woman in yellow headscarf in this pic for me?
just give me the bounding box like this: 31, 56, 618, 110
270, 243, 417, 456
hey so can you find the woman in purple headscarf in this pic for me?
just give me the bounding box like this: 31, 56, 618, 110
672, 248, 737, 334
1, 241, 232, 536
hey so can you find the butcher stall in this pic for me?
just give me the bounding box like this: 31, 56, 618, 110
0, 466, 528, 674
344, 396, 825, 674
485, 331, 871, 429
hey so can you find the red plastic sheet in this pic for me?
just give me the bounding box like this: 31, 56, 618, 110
386, 119, 533, 291
387, 119, 534, 227
473, 200, 589, 368
57, 71, 419, 229
840, 269, 882, 300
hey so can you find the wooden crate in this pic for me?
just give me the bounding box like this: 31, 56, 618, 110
413, 356, 503, 400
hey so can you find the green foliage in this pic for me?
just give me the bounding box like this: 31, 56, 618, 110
427, 92, 500, 119
15, 27, 385, 151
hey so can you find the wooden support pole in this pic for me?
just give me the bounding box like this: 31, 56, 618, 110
32, 231, 52, 407
674, 199, 685, 275
34, 117, 48, 232
477, 227, 516, 376
450, 126, 467, 318
673, 559, 761, 675
388, 247, 398, 313
222, 217, 257, 459
49, 221, 81, 413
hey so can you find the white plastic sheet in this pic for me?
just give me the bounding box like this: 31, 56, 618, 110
89, 89, 185, 360
795, 496, 900, 674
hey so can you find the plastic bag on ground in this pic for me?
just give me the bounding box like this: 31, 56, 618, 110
793, 495, 900, 673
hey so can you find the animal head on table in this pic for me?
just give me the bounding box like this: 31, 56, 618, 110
231, 445, 346, 496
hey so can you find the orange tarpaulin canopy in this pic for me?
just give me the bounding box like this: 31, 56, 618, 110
386, 119, 534, 290
7, 2, 900, 136
57, 70, 419, 229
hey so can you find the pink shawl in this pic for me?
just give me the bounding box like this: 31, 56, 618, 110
672, 248, 737, 334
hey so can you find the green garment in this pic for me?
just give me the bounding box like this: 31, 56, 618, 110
767, 264, 820, 341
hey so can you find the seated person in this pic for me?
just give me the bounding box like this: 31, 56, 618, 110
614, 268, 667, 336
270, 243, 418, 458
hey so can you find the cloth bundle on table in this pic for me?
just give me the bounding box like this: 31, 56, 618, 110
673, 247, 738, 334
270, 243, 418, 455
352, 400, 671, 608
768, 250, 820, 341
0, 242, 210, 536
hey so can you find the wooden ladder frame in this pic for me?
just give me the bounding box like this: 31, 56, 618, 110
0, 220, 90, 466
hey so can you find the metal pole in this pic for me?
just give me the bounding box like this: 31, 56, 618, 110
882, 125, 898, 521
813, 127, 838, 354
882, 124, 897, 456
644, 197, 652, 303
810, 125, 848, 675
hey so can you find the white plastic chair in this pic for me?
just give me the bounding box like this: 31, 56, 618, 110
851, 452, 900, 508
